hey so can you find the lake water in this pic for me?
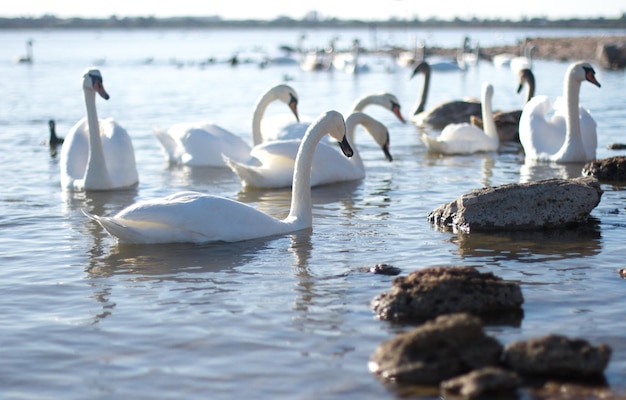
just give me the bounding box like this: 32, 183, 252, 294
1, 27, 626, 399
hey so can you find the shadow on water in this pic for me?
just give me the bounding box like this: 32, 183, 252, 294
449, 218, 602, 262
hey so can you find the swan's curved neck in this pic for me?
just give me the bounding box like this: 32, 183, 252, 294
83, 89, 112, 188
413, 68, 430, 115
286, 121, 331, 226
251, 92, 274, 146
481, 89, 498, 142
561, 71, 584, 157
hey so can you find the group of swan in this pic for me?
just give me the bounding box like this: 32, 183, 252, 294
519, 61, 600, 162
420, 82, 499, 155
224, 111, 392, 189
153, 84, 300, 167
410, 60, 600, 161
66, 60, 601, 244
84, 111, 353, 244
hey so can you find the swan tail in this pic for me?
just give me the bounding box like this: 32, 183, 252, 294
83, 209, 144, 243
152, 126, 178, 162
223, 155, 262, 188
222, 155, 289, 189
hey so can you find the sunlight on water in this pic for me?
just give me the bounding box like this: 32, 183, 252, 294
1, 27, 626, 398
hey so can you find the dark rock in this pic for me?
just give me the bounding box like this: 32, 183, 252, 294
503, 334, 612, 380
607, 142, 626, 150
369, 313, 503, 385
582, 156, 626, 182
440, 366, 521, 399
428, 177, 602, 232
371, 266, 524, 325
360, 263, 402, 275
597, 42, 626, 70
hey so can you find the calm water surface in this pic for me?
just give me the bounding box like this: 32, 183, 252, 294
1, 28, 626, 399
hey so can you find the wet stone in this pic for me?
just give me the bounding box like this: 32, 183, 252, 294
371, 266, 524, 325
440, 366, 521, 399
369, 313, 503, 386
428, 177, 603, 232
503, 334, 612, 380
582, 156, 626, 182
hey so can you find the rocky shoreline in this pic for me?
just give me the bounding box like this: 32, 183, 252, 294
414, 35, 626, 69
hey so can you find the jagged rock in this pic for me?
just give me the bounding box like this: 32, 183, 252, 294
440, 366, 521, 399
503, 334, 612, 379
369, 313, 503, 385
582, 156, 626, 182
428, 177, 602, 232
359, 263, 402, 275
371, 266, 524, 325
597, 42, 626, 70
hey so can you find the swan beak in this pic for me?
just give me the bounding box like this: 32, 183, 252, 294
586, 71, 601, 88
338, 135, 354, 158
289, 94, 300, 122
93, 78, 110, 100
391, 102, 406, 124
382, 133, 393, 162
516, 82, 524, 93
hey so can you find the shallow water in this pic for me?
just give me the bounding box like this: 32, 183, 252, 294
1, 27, 626, 399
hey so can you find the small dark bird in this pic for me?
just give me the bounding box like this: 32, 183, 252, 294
48, 119, 64, 157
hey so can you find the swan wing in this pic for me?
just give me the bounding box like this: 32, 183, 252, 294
60, 118, 90, 188
85, 191, 287, 244
100, 118, 138, 188
519, 95, 566, 159
160, 122, 251, 166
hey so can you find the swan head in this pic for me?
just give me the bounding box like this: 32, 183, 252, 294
272, 84, 300, 122
482, 82, 494, 101
319, 111, 352, 158
82, 68, 110, 100
409, 61, 430, 79
517, 68, 536, 97
352, 92, 406, 124
569, 62, 601, 88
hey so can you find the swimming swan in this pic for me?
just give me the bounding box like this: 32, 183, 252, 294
409, 61, 481, 130
60, 68, 138, 191
153, 84, 299, 167
261, 92, 404, 142
224, 111, 392, 189
421, 82, 498, 155
519, 61, 600, 163
471, 67, 536, 142
83, 111, 353, 244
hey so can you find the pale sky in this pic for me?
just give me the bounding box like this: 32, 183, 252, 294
2, 0, 624, 21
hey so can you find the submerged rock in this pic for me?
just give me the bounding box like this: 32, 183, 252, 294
369, 313, 502, 385
371, 266, 523, 325
503, 334, 612, 380
582, 156, 626, 182
440, 366, 521, 399
428, 177, 602, 232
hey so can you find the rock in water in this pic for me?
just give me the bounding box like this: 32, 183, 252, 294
428, 177, 602, 232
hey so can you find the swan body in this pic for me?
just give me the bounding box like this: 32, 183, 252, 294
421, 82, 499, 155
409, 61, 481, 130
84, 111, 353, 244
519, 61, 600, 163
261, 92, 404, 143
224, 111, 392, 189
60, 68, 138, 191
154, 84, 299, 167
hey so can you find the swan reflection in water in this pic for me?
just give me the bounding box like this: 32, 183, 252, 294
519, 159, 585, 183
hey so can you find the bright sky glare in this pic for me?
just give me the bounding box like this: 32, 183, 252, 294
2, 0, 624, 21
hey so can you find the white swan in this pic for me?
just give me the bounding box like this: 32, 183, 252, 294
83, 111, 353, 244
224, 111, 392, 189
421, 82, 498, 155
60, 68, 138, 191
519, 61, 601, 163
409, 61, 481, 130
153, 84, 299, 167
471, 67, 536, 142
261, 92, 405, 142
15, 39, 33, 64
